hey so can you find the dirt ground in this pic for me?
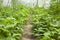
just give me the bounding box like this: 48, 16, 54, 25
22, 9, 36, 40
22, 23, 36, 40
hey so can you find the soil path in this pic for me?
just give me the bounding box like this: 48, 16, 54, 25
22, 9, 36, 40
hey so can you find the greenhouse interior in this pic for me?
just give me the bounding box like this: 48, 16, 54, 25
0, 0, 60, 40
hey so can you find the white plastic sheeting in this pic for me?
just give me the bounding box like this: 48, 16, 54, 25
18, 0, 37, 7
38, 0, 50, 7
2, 0, 50, 8
3, 0, 11, 6
19, 0, 50, 8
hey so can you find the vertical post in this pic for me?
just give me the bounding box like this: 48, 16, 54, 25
36, 0, 38, 6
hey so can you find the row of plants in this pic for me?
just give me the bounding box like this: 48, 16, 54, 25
0, 0, 60, 40
31, 0, 60, 40
0, 5, 30, 40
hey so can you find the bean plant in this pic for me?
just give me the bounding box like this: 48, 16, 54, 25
31, 0, 60, 40
0, 5, 30, 40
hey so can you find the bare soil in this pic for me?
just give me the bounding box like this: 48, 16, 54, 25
22, 9, 36, 40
